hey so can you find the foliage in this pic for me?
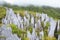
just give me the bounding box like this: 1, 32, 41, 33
44, 22, 50, 36
35, 27, 41, 36
27, 26, 33, 34
0, 4, 60, 40
56, 30, 60, 34
21, 37, 29, 40
10, 24, 27, 39
0, 36, 6, 38
42, 36, 56, 40
0, 3, 60, 20
0, 7, 6, 24
45, 22, 50, 28
5, 5, 60, 20
41, 21, 45, 28
41, 21, 50, 39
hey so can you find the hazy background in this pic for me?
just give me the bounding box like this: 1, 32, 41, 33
0, 0, 60, 8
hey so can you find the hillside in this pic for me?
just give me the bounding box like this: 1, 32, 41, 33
0, 7, 60, 40
1, 4, 60, 19
0, 4, 60, 40
0, 4, 60, 24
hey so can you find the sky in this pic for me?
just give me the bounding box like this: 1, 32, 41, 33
0, 0, 60, 7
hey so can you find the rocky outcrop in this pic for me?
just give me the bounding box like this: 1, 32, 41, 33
0, 8, 60, 40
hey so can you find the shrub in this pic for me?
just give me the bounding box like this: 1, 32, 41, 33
42, 36, 56, 40
27, 26, 33, 34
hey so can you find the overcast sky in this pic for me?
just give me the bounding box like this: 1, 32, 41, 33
0, 0, 60, 7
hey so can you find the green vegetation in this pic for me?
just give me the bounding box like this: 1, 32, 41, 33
41, 21, 50, 40
0, 4, 60, 23
0, 6, 6, 25
9, 24, 29, 40
12, 6, 60, 20
0, 36, 6, 38
0, 3, 59, 40
41, 21, 56, 40
35, 27, 41, 36
0, 36, 6, 40
27, 26, 33, 34
8, 21, 56, 40
44, 22, 50, 37
42, 36, 56, 40
3, 4, 60, 19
